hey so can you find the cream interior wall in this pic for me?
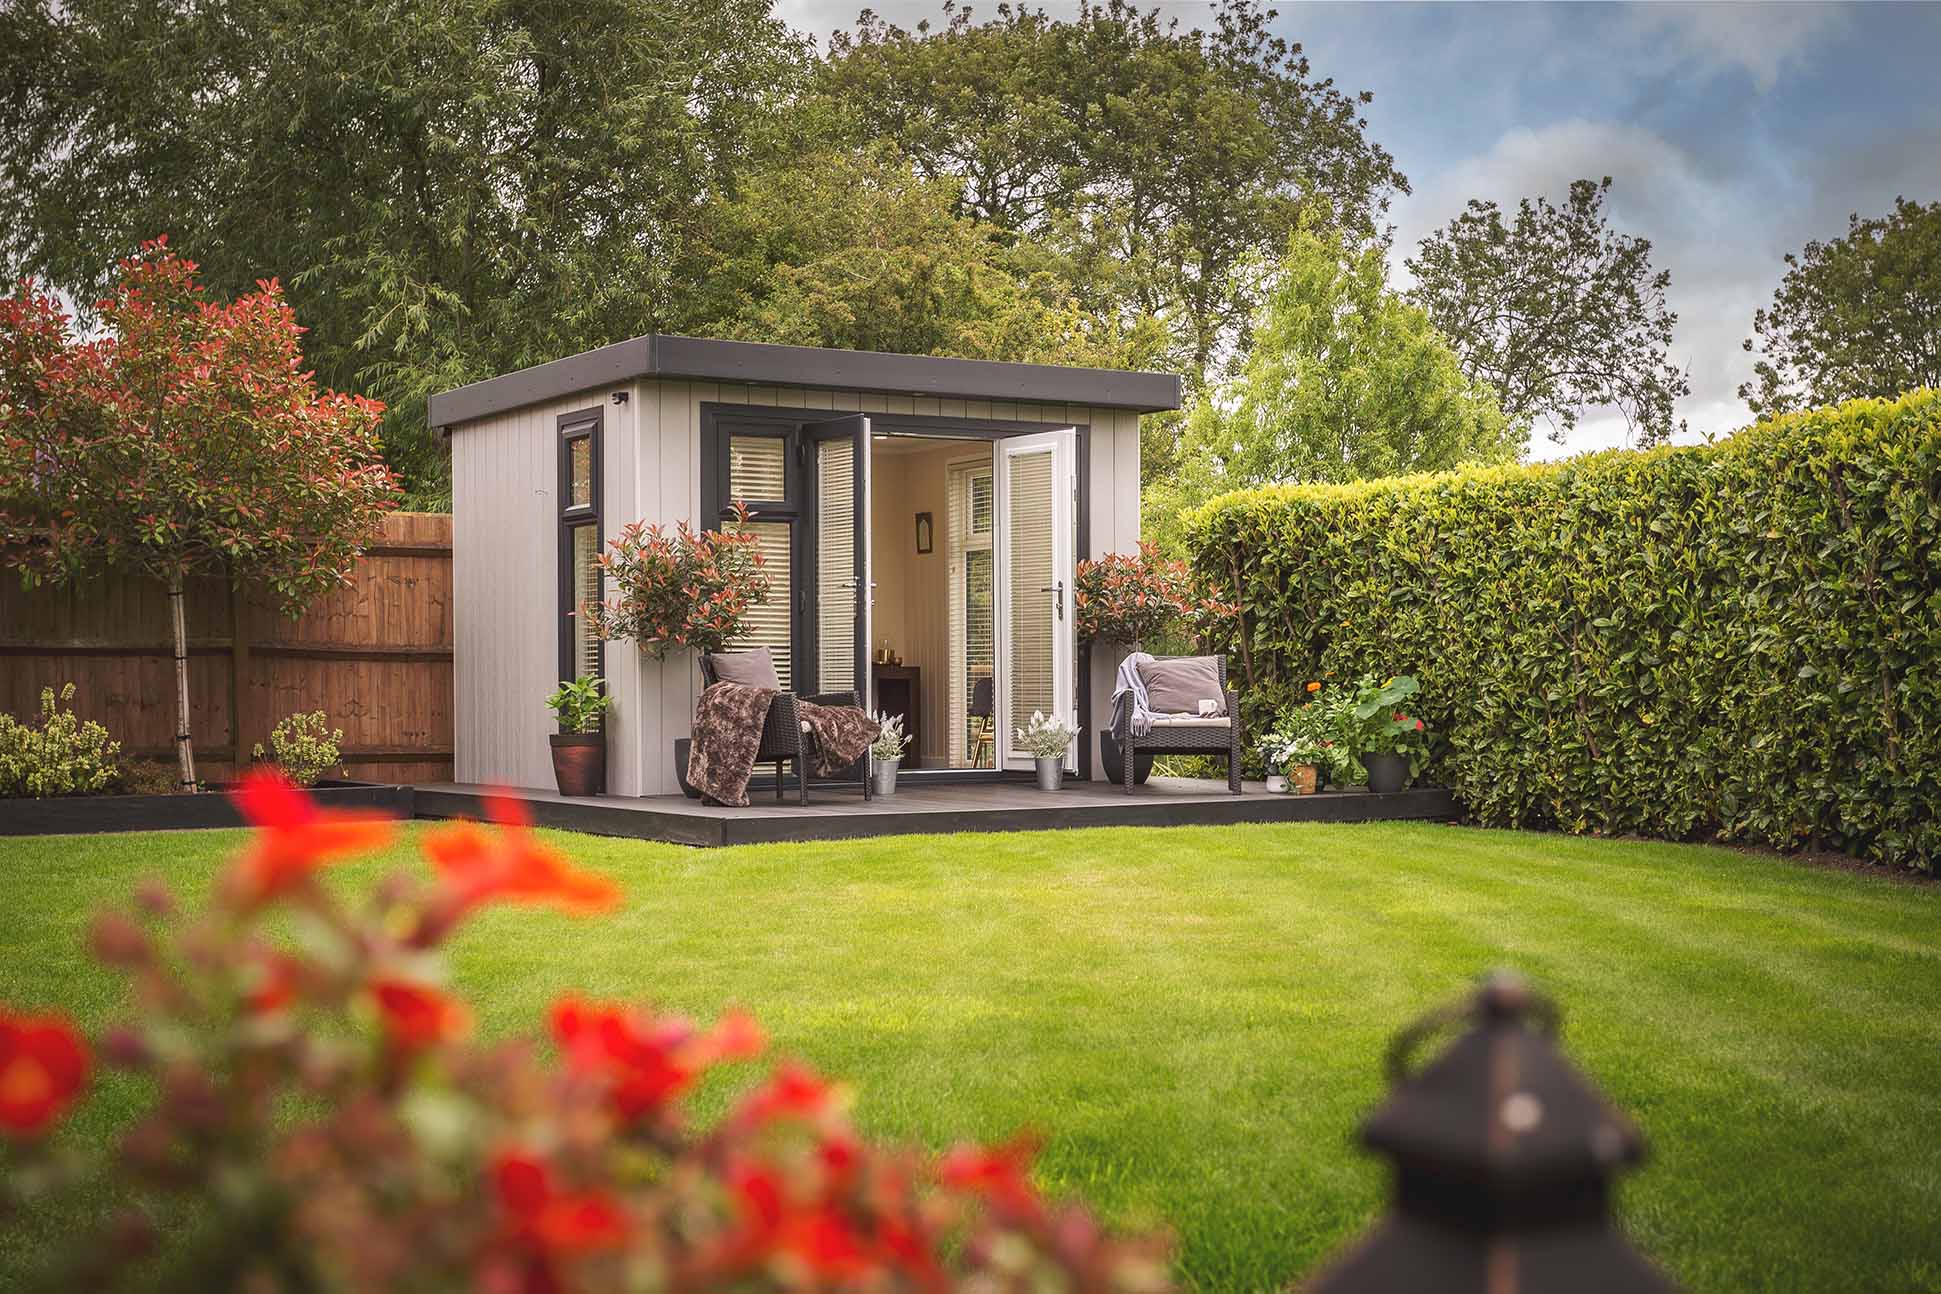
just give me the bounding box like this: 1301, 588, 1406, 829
452, 378, 1141, 793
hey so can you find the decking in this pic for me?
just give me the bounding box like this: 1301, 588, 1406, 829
415, 777, 1461, 848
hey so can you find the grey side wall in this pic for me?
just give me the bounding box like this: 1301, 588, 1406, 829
452, 378, 1140, 795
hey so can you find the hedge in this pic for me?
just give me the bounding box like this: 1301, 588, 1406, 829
1184, 390, 1941, 870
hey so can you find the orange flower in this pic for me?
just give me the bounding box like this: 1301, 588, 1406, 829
369, 978, 470, 1051
423, 792, 620, 921
938, 1135, 1042, 1216
225, 770, 395, 908
552, 996, 764, 1122
0, 1007, 90, 1137
1305, 681, 1321, 693
493, 1150, 628, 1254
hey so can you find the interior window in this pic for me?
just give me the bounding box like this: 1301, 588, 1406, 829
559, 417, 602, 687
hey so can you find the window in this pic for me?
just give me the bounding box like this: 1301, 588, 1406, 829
559, 411, 603, 688
724, 431, 795, 687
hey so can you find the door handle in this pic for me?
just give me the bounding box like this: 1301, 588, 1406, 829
1040, 581, 1064, 620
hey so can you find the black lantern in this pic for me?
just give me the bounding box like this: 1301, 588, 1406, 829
1307, 972, 1677, 1293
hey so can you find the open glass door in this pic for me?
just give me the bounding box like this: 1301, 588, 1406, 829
995, 429, 1077, 770
807, 415, 871, 704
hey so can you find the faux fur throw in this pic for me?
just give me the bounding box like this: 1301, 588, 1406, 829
797, 700, 880, 775
686, 682, 879, 807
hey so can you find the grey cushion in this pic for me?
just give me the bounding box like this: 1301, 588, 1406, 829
1139, 656, 1225, 716
709, 647, 780, 690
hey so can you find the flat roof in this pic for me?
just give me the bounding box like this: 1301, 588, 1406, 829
427, 334, 1182, 429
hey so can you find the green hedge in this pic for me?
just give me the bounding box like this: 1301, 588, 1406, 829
1184, 390, 1941, 870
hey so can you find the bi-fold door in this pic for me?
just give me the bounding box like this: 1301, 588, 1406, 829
802, 419, 1078, 770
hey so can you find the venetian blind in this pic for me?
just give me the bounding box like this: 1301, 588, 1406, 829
570, 524, 602, 680
732, 520, 792, 691
1006, 450, 1055, 737
729, 436, 788, 503
817, 439, 856, 690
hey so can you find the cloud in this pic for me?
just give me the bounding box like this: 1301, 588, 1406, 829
1609, 3, 1850, 92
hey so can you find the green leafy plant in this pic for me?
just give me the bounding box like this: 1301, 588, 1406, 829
545, 677, 610, 735
1349, 675, 1429, 772
586, 505, 772, 660
869, 713, 909, 762
252, 711, 344, 787
1074, 543, 1242, 652
0, 683, 122, 798
1185, 389, 1941, 870
1016, 711, 1078, 759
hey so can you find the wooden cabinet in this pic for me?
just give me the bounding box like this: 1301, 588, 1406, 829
872, 664, 921, 769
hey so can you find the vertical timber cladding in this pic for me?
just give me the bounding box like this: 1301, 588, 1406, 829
0, 512, 455, 784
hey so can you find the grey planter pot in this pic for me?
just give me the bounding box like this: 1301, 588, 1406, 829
1035, 756, 1065, 791
1361, 751, 1409, 794
1099, 731, 1155, 786
871, 757, 901, 797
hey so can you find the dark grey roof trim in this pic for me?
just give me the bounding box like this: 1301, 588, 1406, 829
427, 334, 1181, 428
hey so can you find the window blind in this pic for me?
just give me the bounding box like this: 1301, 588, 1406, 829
1005, 450, 1055, 738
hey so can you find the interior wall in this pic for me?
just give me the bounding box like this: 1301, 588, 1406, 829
871, 439, 988, 764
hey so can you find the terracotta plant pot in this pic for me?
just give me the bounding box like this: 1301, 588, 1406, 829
1289, 763, 1319, 795
550, 732, 605, 797
1360, 751, 1408, 794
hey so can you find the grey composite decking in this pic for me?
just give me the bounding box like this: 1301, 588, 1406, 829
414, 777, 1461, 848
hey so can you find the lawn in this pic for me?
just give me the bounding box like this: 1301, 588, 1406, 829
3, 820, 1939, 1292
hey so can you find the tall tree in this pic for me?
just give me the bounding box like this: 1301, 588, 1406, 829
1406, 177, 1689, 447
0, 0, 810, 504
817, 0, 1409, 383
674, 149, 1164, 370
1148, 220, 1522, 549
1740, 196, 1941, 418
0, 243, 398, 787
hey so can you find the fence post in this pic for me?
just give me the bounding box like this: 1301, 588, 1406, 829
1306, 972, 1676, 1292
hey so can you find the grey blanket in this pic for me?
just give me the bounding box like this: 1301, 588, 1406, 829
1109, 650, 1158, 739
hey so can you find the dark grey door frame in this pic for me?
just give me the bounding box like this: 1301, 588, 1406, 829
699, 401, 1095, 781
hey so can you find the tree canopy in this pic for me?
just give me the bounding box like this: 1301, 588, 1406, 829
1149, 221, 1523, 549
1740, 197, 1941, 418
1406, 177, 1688, 447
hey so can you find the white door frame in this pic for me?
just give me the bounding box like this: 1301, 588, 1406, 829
994, 428, 1078, 770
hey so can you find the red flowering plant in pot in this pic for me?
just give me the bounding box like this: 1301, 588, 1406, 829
0, 772, 1173, 1293
585, 504, 772, 661
1348, 674, 1429, 793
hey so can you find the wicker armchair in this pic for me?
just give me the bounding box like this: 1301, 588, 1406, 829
699, 651, 870, 805
1116, 654, 1243, 794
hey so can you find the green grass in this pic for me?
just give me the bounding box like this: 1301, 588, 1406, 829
3, 821, 1939, 1292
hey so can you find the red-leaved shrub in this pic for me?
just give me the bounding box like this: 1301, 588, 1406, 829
0, 774, 1170, 1292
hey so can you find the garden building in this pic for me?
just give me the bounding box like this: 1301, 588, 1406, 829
429, 336, 1179, 797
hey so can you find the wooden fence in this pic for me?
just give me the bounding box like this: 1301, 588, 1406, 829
0, 513, 453, 785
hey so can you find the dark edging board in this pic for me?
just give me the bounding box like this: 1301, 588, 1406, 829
0, 781, 415, 837
414, 785, 1462, 849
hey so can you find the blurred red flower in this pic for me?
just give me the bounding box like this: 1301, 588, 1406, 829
225, 769, 395, 907
369, 978, 469, 1051
423, 793, 619, 920
0, 1007, 90, 1136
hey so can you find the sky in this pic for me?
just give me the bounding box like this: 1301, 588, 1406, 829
775, 0, 1941, 458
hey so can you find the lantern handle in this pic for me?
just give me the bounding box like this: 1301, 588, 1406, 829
1385, 975, 1561, 1084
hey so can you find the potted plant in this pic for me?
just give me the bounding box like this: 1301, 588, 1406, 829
1255, 727, 1296, 793
1016, 711, 1078, 791
545, 676, 610, 797
869, 713, 910, 796
1349, 674, 1427, 794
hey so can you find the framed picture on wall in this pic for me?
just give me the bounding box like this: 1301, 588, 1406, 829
915, 511, 933, 554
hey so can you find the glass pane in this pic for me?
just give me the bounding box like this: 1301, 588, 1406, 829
963, 548, 994, 764
730, 436, 788, 504
816, 438, 856, 691
570, 523, 602, 680
970, 472, 993, 535
568, 436, 592, 508
1006, 449, 1055, 738
731, 519, 792, 691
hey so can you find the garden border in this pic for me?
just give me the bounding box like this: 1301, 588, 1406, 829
0, 782, 415, 837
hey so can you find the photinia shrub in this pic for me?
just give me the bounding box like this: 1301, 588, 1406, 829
1185, 389, 1941, 869
587, 504, 774, 660
0, 775, 1171, 1292
1075, 542, 1239, 651
0, 240, 398, 789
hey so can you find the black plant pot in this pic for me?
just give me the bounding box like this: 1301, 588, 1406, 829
1360, 751, 1408, 794
674, 737, 701, 799
550, 732, 605, 797
1099, 731, 1155, 786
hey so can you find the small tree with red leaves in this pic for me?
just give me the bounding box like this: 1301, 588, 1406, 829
0, 240, 398, 789
587, 504, 774, 660
0, 776, 1172, 1293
